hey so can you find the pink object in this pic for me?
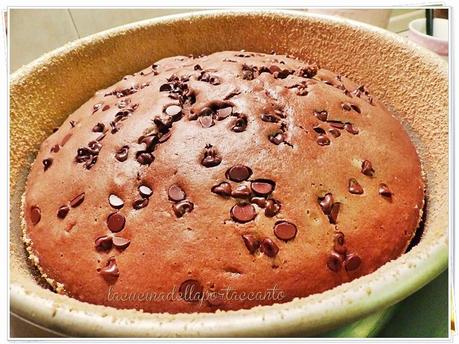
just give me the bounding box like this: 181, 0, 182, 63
408, 18, 448, 56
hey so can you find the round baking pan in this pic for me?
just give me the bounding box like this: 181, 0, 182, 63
10, 10, 448, 337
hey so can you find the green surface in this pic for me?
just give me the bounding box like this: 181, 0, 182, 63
322, 270, 449, 338
324, 306, 397, 338
379, 269, 449, 337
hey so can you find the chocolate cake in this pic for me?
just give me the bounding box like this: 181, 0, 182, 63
22, 51, 424, 313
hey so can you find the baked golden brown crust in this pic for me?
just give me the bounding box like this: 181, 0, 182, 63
22, 51, 424, 313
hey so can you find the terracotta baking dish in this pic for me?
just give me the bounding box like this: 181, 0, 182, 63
9, 10, 448, 337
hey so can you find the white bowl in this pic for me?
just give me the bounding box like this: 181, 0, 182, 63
408, 18, 448, 56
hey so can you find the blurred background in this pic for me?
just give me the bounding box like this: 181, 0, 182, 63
8, 8, 448, 72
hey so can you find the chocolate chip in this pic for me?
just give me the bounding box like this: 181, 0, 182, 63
173, 200, 194, 217
274, 221, 297, 241
265, 199, 281, 217
314, 110, 328, 122
317, 135, 330, 146
250, 196, 267, 208
93, 103, 103, 113
133, 198, 149, 210
328, 203, 340, 224
329, 128, 341, 138
102, 104, 110, 111
241, 65, 256, 80
43, 158, 53, 171
70, 193, 85, 208
349, 178, 364, 194
88, 140, 102, 153
216, 107, 232, 120
231, 114, 248, 132
251, 180, 275, 196
50, 144, 60, 153
269, 132, 284, 145
361, 160, 375, 176
100, 257, 119, 278
109, 194, 124, 209
75, 148, 91, 162
379, 183, 392, 197
344, 90, 353, 98
313, 126, 326, 135
211, 182, 232, 197
275, 69, 291, 79
30, 206, 41, 225
114, 110, 130, 122
334, 231, 345, 246
153, 116, 173, 132
329, 121, 345, 129
41, 158, 53, 172
84, 142, 101, 155
319, 193, 334, 215
198, 71, 212, 83
158, 131, 172, 143
136, 151, 154, 165
139, 185, 153, 198
209, 75, 221, 85
351, 104, 361, 113
164, 104, 182, 120
57, 205, 69, 219
261, 114, 279, 123
334, 231, 347, 254
115, 146, 129, 162
95, 235, 112, 251
226, 165, 252, 182
92, 123, 105, 132
298, 64, 318, 78
112, 236, 131, 249
327, 252, 343, 272
107, 213, 126, 232
159, 83, 172, 92
260, 238, 279, 257
168, 184, 186, 202
341, 103, 352, 111
108, 121, 119, 134
242, 234, 260, 254
179, 279, 203, 302
344, 123, 359, 135
344, 254, 361, 271
269, 65, 281, 74
199, 107, 214, 118
230, 203, 256, 223
75, 146, 99, 170
140, 135, 158, 152
199, 116, 214, 128
231, 184, 252, 198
